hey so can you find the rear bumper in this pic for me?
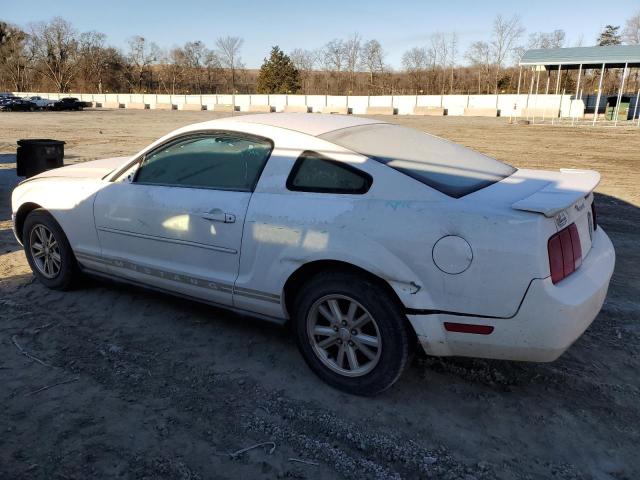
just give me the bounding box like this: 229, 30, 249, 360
408, 227, 615, 362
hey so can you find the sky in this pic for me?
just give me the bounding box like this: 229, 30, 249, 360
3, 0, 639, 68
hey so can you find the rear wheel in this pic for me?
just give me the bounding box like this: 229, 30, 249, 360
23, 209, 78, 290
292, 271, 411, 396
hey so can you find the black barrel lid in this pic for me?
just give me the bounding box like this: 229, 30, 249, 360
17, 139, 65, 146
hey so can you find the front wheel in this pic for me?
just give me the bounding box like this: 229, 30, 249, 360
23, 209, 79, 290
292, 271, 412, 396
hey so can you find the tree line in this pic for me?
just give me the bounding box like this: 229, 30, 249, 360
1, 13, 639, 96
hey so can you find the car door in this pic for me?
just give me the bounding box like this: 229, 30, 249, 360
93, 131, 274, 306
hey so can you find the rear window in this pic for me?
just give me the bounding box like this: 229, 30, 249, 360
320, 124, 516, 198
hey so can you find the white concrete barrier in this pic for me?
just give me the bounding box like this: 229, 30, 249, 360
463, 108, 499, 117
13, 92, 597, 120
248, 104, 272, 113
180, 104, 204, 111
412, 106, 445, 116
126, 102, 147, 110
283, 105, 309, 113
153, 103, 175, 110
322, 105, 349, 114
206, 104, 234, 112
365, 106, 395, 115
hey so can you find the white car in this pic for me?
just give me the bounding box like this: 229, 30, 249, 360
25, 96, 55, 109
11, 114, 615, 395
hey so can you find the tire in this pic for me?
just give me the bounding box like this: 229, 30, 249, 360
292, 271, 411, 396
23, 209, 79, 290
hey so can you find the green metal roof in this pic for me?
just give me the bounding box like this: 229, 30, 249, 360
520, 45, 640, 68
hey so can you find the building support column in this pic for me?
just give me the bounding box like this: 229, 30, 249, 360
526, 68, 534, 119
593, 63, 606, 126
614, 62, 628, 125
543, 69, 550, 120
514, 66, 523, 120
532, 68, 541, 123
555, 65, 562, 94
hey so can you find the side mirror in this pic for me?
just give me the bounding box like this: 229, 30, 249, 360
118, 162, 140, 183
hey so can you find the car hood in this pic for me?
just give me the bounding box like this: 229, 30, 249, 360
24, 156, 131, 181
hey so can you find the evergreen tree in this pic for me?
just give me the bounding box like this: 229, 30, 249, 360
256, 46, 300, 94
597, 25, 622, 46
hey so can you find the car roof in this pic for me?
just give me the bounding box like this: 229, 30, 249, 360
189, 113, 388, 137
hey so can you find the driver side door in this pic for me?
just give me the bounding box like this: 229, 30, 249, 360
93, 131, 273, 306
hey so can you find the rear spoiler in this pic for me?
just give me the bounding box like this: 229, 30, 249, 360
511, 169, 600, 217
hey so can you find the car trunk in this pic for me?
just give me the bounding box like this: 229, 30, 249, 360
475, 168, 599, 260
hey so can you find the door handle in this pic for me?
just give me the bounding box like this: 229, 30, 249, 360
201, 210, 236, 223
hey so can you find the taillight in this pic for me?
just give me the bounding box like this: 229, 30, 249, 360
548, 223, 582, 284
591, 200, 597, 230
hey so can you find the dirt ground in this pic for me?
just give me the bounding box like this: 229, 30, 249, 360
0, 110, 638, 480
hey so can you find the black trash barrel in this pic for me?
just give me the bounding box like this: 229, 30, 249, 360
16, 139, 65, 178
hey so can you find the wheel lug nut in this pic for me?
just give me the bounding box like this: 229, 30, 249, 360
351, 329, 357, 335
341, 320, 347, 326
348, 341, 354, 346
337, 339, 343, 344
333, 326, 339, 331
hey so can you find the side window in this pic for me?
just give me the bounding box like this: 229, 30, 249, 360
134, 132, 273, 191
286, 151, 372, 194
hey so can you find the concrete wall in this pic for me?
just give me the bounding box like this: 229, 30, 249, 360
15, 92, 638, 118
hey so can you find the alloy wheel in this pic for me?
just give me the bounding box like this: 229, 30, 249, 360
29, 224, 61, 279
306, 294, 382, 377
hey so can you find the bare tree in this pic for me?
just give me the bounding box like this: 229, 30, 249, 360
429, 33, 449, 94
491, 14, 525, 93
183, 41, 209, 93
344, 33, 361, 92
126, 35, 159, 92
528, 29, 566, 49
624, 11, 640, 44
448, 33, 458, 93
623, 12, 640, 91
322, 39, 345, 72
401, 46, 428, 93
203, 49, 222, 93
28, 17, 80, 92
360, 39, 385, 92
215, 36, 243, 92
78, 31, 113, 92
466, 41, 491, 93
290, 48, 317, 93
157, 47, 187, 94
322, 39, 346, 92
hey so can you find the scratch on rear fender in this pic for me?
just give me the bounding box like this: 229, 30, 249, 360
388, 279, 422, 295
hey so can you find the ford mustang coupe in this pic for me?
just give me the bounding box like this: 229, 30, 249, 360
11, 114, 615, 395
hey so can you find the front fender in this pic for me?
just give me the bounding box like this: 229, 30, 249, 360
11, 178, 105, 257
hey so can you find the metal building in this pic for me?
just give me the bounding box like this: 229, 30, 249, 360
519, 45, 640, 125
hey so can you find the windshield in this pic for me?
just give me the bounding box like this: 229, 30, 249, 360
320, 124, 516, 198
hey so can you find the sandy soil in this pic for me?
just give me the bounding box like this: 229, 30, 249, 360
0, 110, 639, 480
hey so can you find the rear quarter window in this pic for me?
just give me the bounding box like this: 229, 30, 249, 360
286, 151, 372, 194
